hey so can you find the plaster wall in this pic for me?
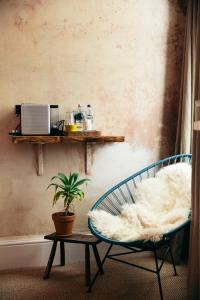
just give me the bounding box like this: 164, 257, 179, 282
0, 0, 186, 237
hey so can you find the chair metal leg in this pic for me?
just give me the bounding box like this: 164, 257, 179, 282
43, 240, 57, 279
168, 242, 178, 276
60, 241, 65, 266
87, 243, 113, 293
85, 244, 91, 287
92, 244, 104, 275
153, 245, 164, 300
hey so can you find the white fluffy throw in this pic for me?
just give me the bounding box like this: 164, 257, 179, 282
89, 163, 191, 242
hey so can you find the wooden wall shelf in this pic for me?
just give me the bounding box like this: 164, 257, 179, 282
12, 135, 124, 144
11, 135, 125, 175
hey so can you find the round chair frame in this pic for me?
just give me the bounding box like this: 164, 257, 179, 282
88, 154, 192, 299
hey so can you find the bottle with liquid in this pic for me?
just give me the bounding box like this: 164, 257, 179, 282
85, 104, 94, 131
65, 111, 77, 132
74, 104, 85, 131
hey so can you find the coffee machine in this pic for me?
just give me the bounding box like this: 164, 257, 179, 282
15, 103, 59, 135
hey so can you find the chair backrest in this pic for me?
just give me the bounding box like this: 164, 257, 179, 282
89, 154, 192, 217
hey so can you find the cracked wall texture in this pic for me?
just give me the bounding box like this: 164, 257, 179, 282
0, 0, 186, 237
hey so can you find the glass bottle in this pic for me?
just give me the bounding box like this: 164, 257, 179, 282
85, 104, 94, 131
74, 104, 85, 131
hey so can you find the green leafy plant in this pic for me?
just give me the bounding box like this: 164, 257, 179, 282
47, 172, 90, 215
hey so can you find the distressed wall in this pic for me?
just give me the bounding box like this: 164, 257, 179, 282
0, 0, 186, 237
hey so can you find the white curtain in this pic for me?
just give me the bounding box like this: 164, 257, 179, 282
175, 0, 197, 154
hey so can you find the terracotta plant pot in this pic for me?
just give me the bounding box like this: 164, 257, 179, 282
52, 212, 75, 237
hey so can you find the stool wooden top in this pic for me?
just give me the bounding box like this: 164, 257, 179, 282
44, 232, 101, 245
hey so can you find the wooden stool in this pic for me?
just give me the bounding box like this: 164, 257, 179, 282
43, 233, 103, 286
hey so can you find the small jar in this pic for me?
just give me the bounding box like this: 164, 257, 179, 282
65, 112, 77, 132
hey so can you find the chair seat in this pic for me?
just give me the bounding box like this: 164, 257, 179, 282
89, 154, 192, 245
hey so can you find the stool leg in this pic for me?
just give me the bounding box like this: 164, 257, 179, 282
43, 240, 57, 279
92, 244, 104, 275
60, 241, 65, 266
85, 244, 91, 286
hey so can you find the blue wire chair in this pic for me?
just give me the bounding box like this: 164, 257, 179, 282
88, 154, 192, 299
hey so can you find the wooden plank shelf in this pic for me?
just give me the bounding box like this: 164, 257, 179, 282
12, 136, 61, 144
11, 135, 125, 175
12, 135, 124, 144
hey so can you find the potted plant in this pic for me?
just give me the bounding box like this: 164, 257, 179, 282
47, 172, 90, 236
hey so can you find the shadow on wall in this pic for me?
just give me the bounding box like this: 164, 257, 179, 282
0, 108, 19, 144
160, 0, 188, 158
91, 142, 152, 191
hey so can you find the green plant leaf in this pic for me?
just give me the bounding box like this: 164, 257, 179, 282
48, 172, 90, 209
53, 191, 66, 206
50, 175, 57, 181
47, 182, 66, 190
49, 175, 67, 187
71, 172, 79, 185
72, 178, 90, 188
68, 172, 74, 185
57, 173, 69, 185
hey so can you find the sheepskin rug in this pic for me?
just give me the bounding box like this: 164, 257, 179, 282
89, 163, 191, 242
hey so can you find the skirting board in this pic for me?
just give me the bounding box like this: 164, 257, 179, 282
0, 234, 108, 271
